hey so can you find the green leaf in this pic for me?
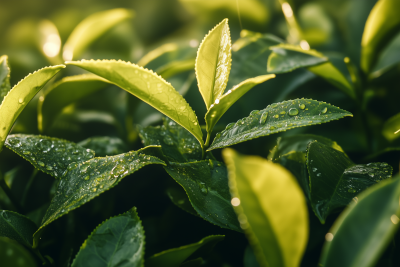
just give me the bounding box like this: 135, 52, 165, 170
208, 99, 352, 151
166, 187, 198, 217
320, 176, 400, 267
307, 141, 393, 223
205, 74, 275, 135
0, 210, 37, 247
33, 146, 165, 247
65, 60, 204, 149
180, 258, 203, 267
146, 235, 224, 267
0, 237, 37, 267
0, 55, 11, 104
382, 112, 400, 141
164, 160, 241, 232
0, 65, 65, 151
361, 0, 400, 73
138, 117, 202, 162
222, 148, 308, 267
63, 8, 133, 60
195, 19, 231, 109
78, 136, 128, 157
371, 32, 400, 77
5, 134, 95, 179
38, 74, 110, 132
267, 45, 327, 73
71, 207, 145, 267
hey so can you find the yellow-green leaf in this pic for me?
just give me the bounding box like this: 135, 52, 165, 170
0, 65, 65, 151
63, 8, 133, 60
382, 112, 400, 141
223, 149, 308, 267
0, 55, 11, 104
65, 60, 203, 149
361, 0, 400, 73
195, 19, 231, 109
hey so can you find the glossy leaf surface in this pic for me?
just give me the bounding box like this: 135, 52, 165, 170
78, 136, 128, 157
0, 65, 65, 151
72, 207, 144, 267
307, 141, 392, 223
146, 235, 224, 267
164, 160, 241, 232
0, 210, 37, 247
320, 177, 400, 267
382, 112, 400, 141
205, 74, 275, 135
0, 55, 11, 103
5, 134, 95, 179
195, 19, 231, 109
166, 187, 198, 217
33, 146, 165, 247
63, 8, 133, 60
208, 99, 352, 151
66, 60, 203, 149
0, 237, 37, 267
223, 148, 308, 267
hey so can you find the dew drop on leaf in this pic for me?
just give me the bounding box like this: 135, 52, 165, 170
288, 108, 299, 116
259, 111, 268, 124
299, 103, 306, 109
322, 107, 328, 114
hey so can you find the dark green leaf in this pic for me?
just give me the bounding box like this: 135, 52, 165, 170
180, 258, 203, 267
33, 146, 165, 247
5, 134, 95, 179
320, 177, 400, 267
166, 187, 198, 217
164, 160, 241, 232
146, 235, 224, 267
0, 55, 11, 104
71, 207, 144, 267
307, 141, 392, 223
243, 246, 260, 267
0, 237, 37, 267
0, 210, 37, 247
78, 136, 128, 157
208, 99, 352, 151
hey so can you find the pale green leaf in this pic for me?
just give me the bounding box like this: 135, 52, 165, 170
65, 60, 203, 149
320, 176, 400, 267
382, 112, 400, 141
205, 74, 275, 135
33, 146, 165, 247
361, 0, 400, 73
63, 8, 133, 60
0, 237, 37, 267
0, 55, 11, 104
5, 134, 95, 179
146, 235, 224, 267
0, 65, 65, 151
223, 148, 308, 267
195, 19, 231, 109
208, 99, 352, 151
72, 207, 145, 267
0, 210, 37, 247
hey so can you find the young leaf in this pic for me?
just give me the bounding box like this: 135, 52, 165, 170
0, 55, 11, 103
0, 65, 65, 151
320, 176, 400, 267
166, 187, 198, 217
33, 146, 165, 247
0, 237, 37, 267
5, 134, 95, 179
78, 136, 128, 157
195, 19, 231, 109
382, 112, 400, 141
307, 141, 392, 223
223, 148, 308, 267
0, 210, 37, 247
71, 207, 145, 267
164, 160, 242, 232
205, 74, 275, 136
63, 8, 133, 60
38, 74, 110, 132
65, 60, 203, 149
146, 235, 224, 267
208, 99, 352, 151
361, 0, 400, 73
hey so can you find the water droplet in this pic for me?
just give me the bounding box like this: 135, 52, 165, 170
215, 99, 220, 104
299, 104, 306, 109
270, 126, 275, 130
18, 98, 24, 104
259, 111, 268, 124
316, 173, 321, 177
163, 136, 174, 145
2, 211, 11, 222
226, 122, 235, 130
369, 173, 375, 177
274, 114, 279, 119
198, 182, 208, 195
38, 161, 45, 167
46, 166, 53, 171
312, 168, 317, 172
321, 107, 328, 114
280, 111, 286, 115
23, 151, 31, 155
348, 188, 356, 193
288, 108, 299, 116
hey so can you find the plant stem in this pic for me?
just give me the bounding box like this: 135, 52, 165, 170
203, 132, 211, 159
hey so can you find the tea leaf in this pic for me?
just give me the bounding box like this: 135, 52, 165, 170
66, 60, 204, 149
382, 112, 400, 141
307, 141, 392, 223
63, 8, 133, 60
205, 74, 275, 135
0, 65, 65, 151
5, 134, 95, 179
78, 136, 128, 157
38, 74, 110, 132
361, 0, 400, 73
0, 210, 37, 247
33, 146, 165, 247
164, 160, 241, 232
0, 55, 11, 104
0, 237, 37, 267
320, 176, 400, 267
166, 187, 198, 216
71, 207, 144, 267
208, 99, 352, 151
195, 19, 231, 109
146, 235, 224, 267
223, 148, 308, 267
